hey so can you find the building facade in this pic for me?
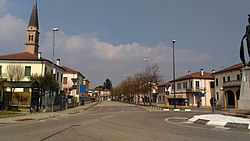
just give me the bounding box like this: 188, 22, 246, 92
167, 70, 214, 107
213, 63, 243, 109
157, 82, 171, 104
62, 66, 89, 107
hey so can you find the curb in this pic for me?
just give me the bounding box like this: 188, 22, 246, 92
190, 118, 250, 130
0, 102, 101, 124
151, 106, 191, 112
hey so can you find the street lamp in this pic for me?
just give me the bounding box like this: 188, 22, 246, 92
51, 27, 59, 112
52, 27, 59, 76
144, 58, 149, 69
172, 40, 176, 109
144, 58, 149, 105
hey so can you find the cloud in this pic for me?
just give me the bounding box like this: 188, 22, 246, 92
0, 0, 7, 14
0, 0, 6, 8
40, 32, 211, 87
0, 14, 26, 53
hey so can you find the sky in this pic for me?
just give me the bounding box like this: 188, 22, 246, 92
0, 0, 249, 87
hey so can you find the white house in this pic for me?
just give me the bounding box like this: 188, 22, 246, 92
62, 66, 89, 106
0, 0, 65, 111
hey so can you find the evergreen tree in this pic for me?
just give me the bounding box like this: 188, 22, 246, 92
103, 79, 112, 89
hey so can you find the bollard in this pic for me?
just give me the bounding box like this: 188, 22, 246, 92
166, 102, 169, 107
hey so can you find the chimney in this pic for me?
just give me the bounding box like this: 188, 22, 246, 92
200, 69, 204, 76
38, 52, 41, 59
56, 59, 60, 66
188, 71, 191, 75
212, 70, 215, 74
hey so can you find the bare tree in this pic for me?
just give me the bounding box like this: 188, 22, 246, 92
113, 63, 163, 105
4, 64, 25, 106
5, 64, 24, 81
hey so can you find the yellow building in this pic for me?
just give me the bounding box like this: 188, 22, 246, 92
168, 69, 214, 107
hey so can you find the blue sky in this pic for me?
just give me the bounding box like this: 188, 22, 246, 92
0, 0, 250, 87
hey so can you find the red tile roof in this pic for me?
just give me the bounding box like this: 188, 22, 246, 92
0, 52, 39, 60
62, 66, 78, 73
214, 63, 243, 74
62, 66, 85, 78
0, 52, 66, 71
158, 81, 171, 87
170, 71, 213, 82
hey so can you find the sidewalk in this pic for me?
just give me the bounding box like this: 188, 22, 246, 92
0, 102, 100, 124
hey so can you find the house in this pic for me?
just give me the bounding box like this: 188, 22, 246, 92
88, 89, 100, 102
157, 82, 171, 104
168, 69, 214, 107
0, 0, 65, 111
62, 66, 90, 107
94, 86, 111, 101
213, 63, 243, 109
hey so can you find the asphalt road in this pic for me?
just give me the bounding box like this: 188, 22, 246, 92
0, 101, 249, 141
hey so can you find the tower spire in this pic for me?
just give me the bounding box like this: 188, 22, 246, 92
28, 0, 39, 29
25, 0, 40, 56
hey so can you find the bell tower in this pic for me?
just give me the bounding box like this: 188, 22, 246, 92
25, 0, 39, 56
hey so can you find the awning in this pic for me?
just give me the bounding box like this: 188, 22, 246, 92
3, 80, 39, 88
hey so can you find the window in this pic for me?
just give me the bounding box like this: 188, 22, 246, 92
45, 67, 47, 74
57, 72, 59, 81
25, 66, 31, 76
28, 35, 34, 41
223, 77, 226, 83
215, 78, 218, 86
195, 81, 200, 89
177, 83, 181, 89
183, 82, 187, 89
171, 84, 174, 91
227, 76, 230, 82
189, 81, 193, 89
210, 82, 215, 88
61, 74, 63, 82
23, 88, 30, 92
237, 74, 241, 81
63, 77, 67, 84
216, 92, 219, 100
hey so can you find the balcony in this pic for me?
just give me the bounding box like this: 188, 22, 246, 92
223, 80, 241, 88
186, 88, 205, 93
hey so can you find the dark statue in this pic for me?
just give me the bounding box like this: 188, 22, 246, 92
240, 14, 250, 66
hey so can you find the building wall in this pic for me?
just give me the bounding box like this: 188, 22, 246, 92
62, 72, 86, 105
0, 61, 64, 92
170, 78, 213, 107
214, 69, 241, 107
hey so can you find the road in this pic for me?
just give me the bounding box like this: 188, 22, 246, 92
0, 101, 249, 141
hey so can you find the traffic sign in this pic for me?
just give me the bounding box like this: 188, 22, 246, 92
72, 85, 77, 89
71, 78, 78, 84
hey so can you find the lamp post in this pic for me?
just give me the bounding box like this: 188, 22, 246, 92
52, 27, 59, 76
172, 40, 176, 109
51, 27, 59, 112
144, 58, 149, 105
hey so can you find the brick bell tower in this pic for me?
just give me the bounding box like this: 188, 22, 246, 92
25, 0, 39, 56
